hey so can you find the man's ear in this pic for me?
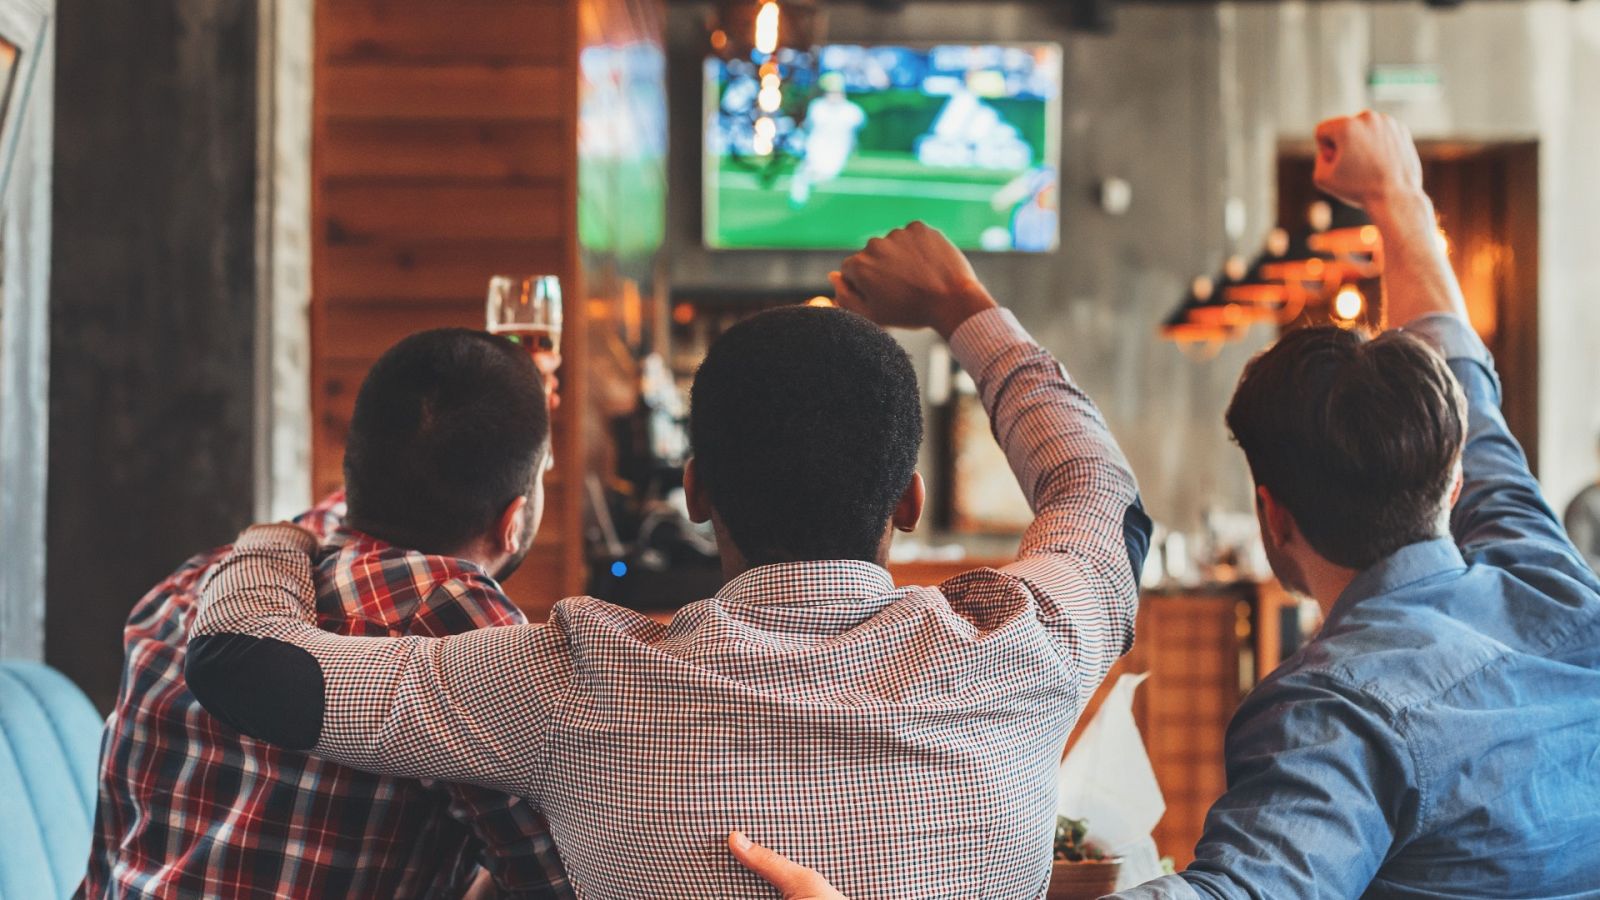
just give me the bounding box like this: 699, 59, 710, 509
893, 472, 925, 534
684, 458, 712, 525
497, 494, 530, 555
1448, 456, 1465, 508
1257, 484, 1298, 549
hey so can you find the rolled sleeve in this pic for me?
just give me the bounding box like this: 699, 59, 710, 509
1402, 313, 1493, 367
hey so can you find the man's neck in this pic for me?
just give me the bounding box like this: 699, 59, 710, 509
448, 537, 500, 577
1301, 560, 1360, 618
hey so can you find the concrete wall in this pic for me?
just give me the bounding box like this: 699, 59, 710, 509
666, 0, 1600, 534
1238, 0, 1600, 521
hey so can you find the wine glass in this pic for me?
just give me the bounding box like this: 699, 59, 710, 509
486, 275, 563, 354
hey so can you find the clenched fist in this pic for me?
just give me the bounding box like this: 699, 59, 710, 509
831, 221, 998, 340
1313, 110, 1425, 211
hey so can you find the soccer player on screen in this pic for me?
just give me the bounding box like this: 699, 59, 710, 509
789, 73, 866, 207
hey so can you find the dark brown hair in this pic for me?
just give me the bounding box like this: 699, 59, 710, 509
1226, 326, 1467, 570
345, 329, 548, 555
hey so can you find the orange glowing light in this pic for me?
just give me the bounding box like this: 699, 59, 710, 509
807, 296, 835, 308
672, 303, 695, 326
1333, 285, 1364, 323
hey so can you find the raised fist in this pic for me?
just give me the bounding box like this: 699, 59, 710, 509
1313, 111, 1424, 210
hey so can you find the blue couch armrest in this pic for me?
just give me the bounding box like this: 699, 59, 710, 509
0, 661, 103, 898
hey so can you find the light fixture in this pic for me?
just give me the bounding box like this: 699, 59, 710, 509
1331, 284, 1366, 327
1257, 228, 1368, 289
1223, 236, 1290, 306
708, 1, 826, 167
1308, 196, 1382, 277
1161, 276, 1244, 345
709, 1, 824, 61
754, 1, 780, 55
1192, 259, 1278, 328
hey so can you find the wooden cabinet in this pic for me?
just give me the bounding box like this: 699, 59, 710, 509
1066, 587, 1256, 870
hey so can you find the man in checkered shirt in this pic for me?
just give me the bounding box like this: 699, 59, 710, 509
80, 330, 571, 898
187, 223, 1153, 899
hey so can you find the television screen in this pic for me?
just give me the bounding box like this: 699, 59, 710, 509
703, 43, 1062, 252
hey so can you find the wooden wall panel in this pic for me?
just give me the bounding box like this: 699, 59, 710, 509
320, 0, 569, 65
321, 64, 572, 121
312, 0, 585, 614
1065, 589, 1251, 871
320, 239, 568, 302
320, 121, 569, 181
322, 183, 566, 243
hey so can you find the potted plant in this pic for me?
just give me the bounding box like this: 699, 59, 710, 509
1047, 816, 1121, 900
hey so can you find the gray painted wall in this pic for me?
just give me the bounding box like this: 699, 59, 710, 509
1239, 0, 1600, 523
667, 0, 1600, 535
0, 0, 55, 662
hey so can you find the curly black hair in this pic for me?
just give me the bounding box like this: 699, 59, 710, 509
690, 306, 924, 565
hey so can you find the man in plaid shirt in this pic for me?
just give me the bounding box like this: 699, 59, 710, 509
187, 224, 1153, 899
80, 330, 571, 898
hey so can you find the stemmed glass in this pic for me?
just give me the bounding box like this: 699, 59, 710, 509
486, 275, 563, 354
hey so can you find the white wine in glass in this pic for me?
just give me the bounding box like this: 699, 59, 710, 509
486, 275, 563, 354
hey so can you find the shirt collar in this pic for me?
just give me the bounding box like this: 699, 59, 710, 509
715, 560, 897, 606
319, 526, 491, 579
1329, 536, 1467, 618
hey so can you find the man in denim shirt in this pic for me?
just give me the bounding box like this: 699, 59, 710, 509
1111, 113, 1600, 898
724, 112, 1600, 899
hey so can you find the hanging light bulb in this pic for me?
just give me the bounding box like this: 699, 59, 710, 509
758, 71, 783, 113
708, 0, 821, 61
754, 1, 781, 55
1332, 284, 1365, 326
753, 115, 776, 156
1308, 196, 1382, 279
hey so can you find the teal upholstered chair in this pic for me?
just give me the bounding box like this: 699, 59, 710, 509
0, 661, 103, 899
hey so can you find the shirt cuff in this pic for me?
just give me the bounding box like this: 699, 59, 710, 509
1402, 313, 1492, 367
947, 307, 1031, 373
234, 522, 320, 555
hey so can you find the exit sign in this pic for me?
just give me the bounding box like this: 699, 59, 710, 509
1369, 64, 1443, 102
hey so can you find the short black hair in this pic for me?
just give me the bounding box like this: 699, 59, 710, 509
1226, 326, 1467, 570
690, 306, 923, 565
344, 328, 548, 554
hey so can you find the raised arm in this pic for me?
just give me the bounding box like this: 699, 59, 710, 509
835, 223, 1150, 690
186, 525, 568, 796
1312, 112, 1575, 562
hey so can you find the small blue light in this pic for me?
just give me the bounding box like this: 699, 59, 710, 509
610, 560, 628, 578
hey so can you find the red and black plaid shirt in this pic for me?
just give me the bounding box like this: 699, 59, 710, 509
80, 492, 572, 899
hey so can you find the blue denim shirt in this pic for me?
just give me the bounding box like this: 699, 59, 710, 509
1117, 316, 1600, 899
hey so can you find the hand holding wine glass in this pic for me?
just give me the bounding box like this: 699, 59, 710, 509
488, 275, 564, 411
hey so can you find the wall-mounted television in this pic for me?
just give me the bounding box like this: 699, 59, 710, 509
703, 43, 1063, 253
